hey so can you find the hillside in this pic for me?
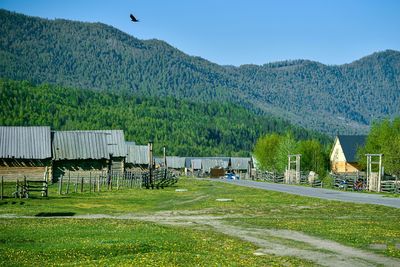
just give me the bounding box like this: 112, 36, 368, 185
0, 79, 329, 156
1, 9, 399, 135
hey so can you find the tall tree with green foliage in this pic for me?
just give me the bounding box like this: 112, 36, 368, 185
275, 133, 298, 172
297, 140, 329, 176
358, 118, 400, 176
254, 133, 329, 175
253, 133, 282, 171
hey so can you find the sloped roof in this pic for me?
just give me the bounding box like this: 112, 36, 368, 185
52, 131, 109, 160
77, 130, 127, 157
126, 142, 149, 164
185, 157, 230, 169
0, 126, 51, 159
337, 135, 367, 162
202, 159, 229, 172
231, 157, 251, 170
166, 156, 186, 169
191, 159, 202, 170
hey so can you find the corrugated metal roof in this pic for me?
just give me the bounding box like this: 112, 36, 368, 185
166, 156, 186, 169
0, 126, 51, 159
191, 159, 202, 170
231, 157, 251, 170
52, 131, 109, 160
185, 157, 230, 169
77, 130, 127, 157
126, 142, 149, 164
337, 135, 367, 162
202, 159, 229, 172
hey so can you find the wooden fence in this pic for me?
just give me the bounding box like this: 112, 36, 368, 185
142, 168, 178, 189
57, 170, 143, 195
330, 173, 399, 193
58, 168, 178, 194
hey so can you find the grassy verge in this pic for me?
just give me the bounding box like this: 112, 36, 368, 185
1, 177, 399, 264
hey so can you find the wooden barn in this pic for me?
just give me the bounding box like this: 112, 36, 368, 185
83, 130, 127, 175
166, 156, 186, 170
52, 131, 109, 180
330, 135, 367, 173
125, 142, 149, 170
230, 157, 252, 174
0, 126, 52, 181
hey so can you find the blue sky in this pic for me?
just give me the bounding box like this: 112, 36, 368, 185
1, 0, 399, 66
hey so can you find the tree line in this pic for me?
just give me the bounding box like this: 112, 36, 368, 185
0, 79, 329, 157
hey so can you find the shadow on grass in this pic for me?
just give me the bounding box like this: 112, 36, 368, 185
35, 212, 76, 217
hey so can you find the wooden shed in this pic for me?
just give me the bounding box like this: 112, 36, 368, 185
166, 156, 186, 170
0, 126, 52, 181
125, 142, 149, 170
81, 130, 127, 175
230, 157, 252, 173
330, 135, 367, 173
52, 131, 109, 180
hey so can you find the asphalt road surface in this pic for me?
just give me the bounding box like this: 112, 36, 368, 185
218, 179, 400, 209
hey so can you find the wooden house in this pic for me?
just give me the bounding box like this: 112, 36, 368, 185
166, 156, 186, 170
230, 157, 251, 172
0, 126, 52, 181
83, 130, 127, 175
125, 142, 149, 170
52, 131, 109, 180
330, 135, 367, 173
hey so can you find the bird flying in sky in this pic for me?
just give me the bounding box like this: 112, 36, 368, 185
130, 14, 139, 22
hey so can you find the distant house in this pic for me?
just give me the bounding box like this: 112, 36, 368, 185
330, 135, 367, 173
0, 126, 52, 181
52, 131, 110, 180
202, 158, 229, 173
184, 157, 230, 174
125, 142, 149, 170
80, 130, 127, 175
230, 157, 252, 173
166, 156, 186, 170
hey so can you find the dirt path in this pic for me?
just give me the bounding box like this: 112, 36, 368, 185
2, 211, 399, 267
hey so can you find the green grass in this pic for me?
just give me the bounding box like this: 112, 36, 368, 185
0, 219, 311, 266
1, 177, 400, 265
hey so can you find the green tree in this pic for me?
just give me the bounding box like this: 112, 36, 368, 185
276, 132, 298, 172
253, 133, 282, 171
297, 139, 329, 176
358, 118, 400, 175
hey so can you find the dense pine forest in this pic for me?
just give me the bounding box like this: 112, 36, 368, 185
0, 79, 329, 156
1, 10, 399, 135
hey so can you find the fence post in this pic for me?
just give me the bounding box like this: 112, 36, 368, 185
58, 175, 63, 195
66, 172, 71, 194
89, 172, 92, 193
15, 179, 18, 198
1, 176, 3, 200
23, 176, 27, 198
80, 177, 84, 193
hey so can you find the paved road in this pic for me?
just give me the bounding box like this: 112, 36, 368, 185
218, 179, 400, 209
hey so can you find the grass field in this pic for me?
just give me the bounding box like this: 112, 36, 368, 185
1, 177, 399, 266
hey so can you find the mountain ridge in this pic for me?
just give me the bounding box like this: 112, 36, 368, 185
1, 9, 399, 135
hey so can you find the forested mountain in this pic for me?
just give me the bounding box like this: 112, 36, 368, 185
0, 79, 328, 156
0, 9, 399, 135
